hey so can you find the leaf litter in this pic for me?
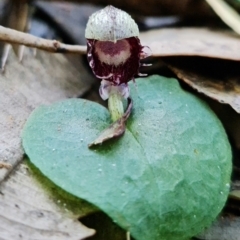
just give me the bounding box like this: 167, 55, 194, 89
140, 28, 240, 60
163, 57, 240, 113
2, 1, 240, 239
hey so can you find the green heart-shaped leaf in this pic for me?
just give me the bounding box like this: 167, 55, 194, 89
22, 75, 232, 240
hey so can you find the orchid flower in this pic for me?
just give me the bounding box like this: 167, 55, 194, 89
85, 5, 151, 101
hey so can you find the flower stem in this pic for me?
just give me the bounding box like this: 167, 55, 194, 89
108, 91, 124, 122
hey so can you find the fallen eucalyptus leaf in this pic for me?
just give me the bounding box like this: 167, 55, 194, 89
165, 57, 240, 113
0, 48, 95, 239
0, 161, 95, 240
0, 48, 92, 182
140, 28, 240, 60
34, 0, 213, 17
22, 75, 232, 240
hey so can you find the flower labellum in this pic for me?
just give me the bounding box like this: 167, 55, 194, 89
85, 5, 151, 100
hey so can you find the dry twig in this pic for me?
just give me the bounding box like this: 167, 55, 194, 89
0, 25, 87, 54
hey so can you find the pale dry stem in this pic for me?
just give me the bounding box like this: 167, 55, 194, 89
0, 25, 87, 54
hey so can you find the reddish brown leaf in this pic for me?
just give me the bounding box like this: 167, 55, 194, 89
88, 97, 133, 148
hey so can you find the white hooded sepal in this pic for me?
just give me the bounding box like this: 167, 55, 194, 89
85, 5, 139, 42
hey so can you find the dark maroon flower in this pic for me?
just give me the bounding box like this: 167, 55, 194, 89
85, 5, 151, 100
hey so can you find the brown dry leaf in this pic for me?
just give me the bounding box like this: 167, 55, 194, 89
4, 1, 29, 56
163, 57, 240, 113
0, 49, 93, 182
140, 28, 240, 60
0, 48, 96, 239
0, 161, 95, 240
37, 0, 213, 17
34, 2, 101, 45
0, 1, 29, 68
89, 97, 133, 148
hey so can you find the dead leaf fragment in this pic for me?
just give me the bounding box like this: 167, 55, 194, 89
88, 118, 126, 148
0, 0, 29, 69
0, 162, 95, 240
164, 57, 240, 113
35, 0, 213, 17
89, 97, 133, 147
0, 49, 93, 182
140, 28, 240, 60
172, 67, 240, 113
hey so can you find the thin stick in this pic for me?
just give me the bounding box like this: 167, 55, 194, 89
0, 25, 87, 54
205, 0, 240, 35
